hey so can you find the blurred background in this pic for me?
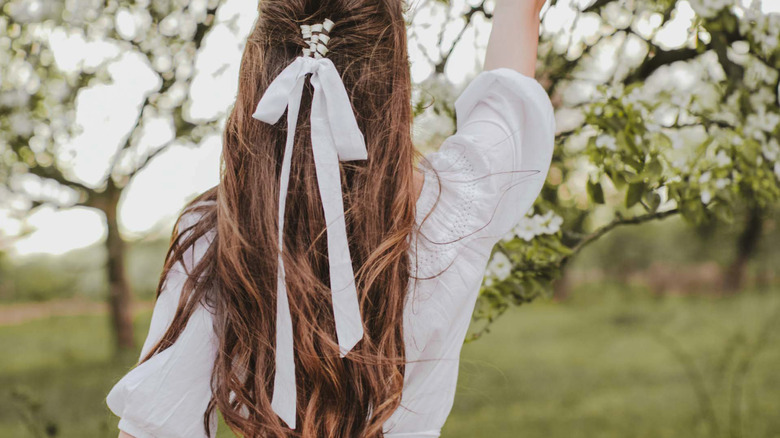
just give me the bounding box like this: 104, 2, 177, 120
1, 0, 779, 437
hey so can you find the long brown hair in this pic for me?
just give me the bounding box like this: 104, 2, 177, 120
140, 0, 418, 436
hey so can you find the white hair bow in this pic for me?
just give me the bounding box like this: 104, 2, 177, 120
250, 19, 366, 430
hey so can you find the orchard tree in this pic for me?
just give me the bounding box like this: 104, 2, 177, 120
409, 0, 780, 334
0, 0, 223, 350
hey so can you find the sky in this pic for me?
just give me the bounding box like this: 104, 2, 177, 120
3, 0, 778, 256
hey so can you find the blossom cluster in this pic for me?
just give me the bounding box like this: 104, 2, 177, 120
741, 3, 780, 57
689, 0, 734, 19
482, 211, 565, 287
504, 211, 564, 242
484, 252, 512, 286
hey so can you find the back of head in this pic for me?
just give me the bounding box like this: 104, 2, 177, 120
148, 0, 418, 437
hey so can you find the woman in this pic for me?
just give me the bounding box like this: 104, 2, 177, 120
107, 0, 553, 436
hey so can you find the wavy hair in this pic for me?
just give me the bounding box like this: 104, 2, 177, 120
139, 0, 418, 436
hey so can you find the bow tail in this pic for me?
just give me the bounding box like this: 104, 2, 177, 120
270, 77, 306, 430
310, 86, 365, 357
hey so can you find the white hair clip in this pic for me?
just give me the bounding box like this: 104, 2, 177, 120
316, 43, 328, 56
323, 18, 335, 32
300, 19, 334, 59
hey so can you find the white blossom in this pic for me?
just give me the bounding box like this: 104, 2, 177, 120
646, 122, 662, 133
689, 0, 734, 19
741, 8, 780, 57
596, 134, 618, 151
714, 150, 731, 167
701, 190, 712, 205
668, 131, 685, 149
745, 110, 780, 140
672, 158, 690, 173
624, 88, 644, 106
670, 93, 691, 108
699, 171, 712, 184
714, 178, 729, 190
762, 138, 779, 161
0, 90, 30, 107
8, 113, 34, 137
484, 252, 512, 286
506, 211, 564, 242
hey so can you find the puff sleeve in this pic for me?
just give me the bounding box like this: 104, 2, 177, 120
385, 69, 555, 436
414, 68, 556, 271
106, 207, 218, 438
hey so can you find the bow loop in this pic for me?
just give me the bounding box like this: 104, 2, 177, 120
314, 58, 367, 162
252, 59, 310, 124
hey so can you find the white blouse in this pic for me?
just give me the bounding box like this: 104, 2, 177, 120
106, 67, 555, 438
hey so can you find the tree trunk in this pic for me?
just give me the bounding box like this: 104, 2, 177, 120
104, 180, 135, 350
724, 207, 763, 293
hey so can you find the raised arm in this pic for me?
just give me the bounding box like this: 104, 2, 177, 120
483, 0, 546, 76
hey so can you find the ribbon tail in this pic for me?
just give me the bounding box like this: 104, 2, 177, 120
270, 76, 306, 430
271, 259, 297, 429
310, 74, 365, 357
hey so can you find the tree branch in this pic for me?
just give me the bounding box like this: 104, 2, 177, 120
26, 164, 94, 195
560, 208, 680, 268
104, 4, 221, 185
625, 45, 701, 84
584, 0, 618, 13
435, 2, 488, 74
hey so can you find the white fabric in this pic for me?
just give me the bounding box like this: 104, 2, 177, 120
251, 55, 367, 429
106, 67, 555, 438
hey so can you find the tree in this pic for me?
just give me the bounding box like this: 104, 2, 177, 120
1, 0, 223, 350
408, 0, 780, 336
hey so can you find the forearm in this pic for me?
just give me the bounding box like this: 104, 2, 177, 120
483, 0, 544, 77
119, 431, 135, 438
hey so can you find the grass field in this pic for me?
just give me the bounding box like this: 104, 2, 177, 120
1, 286, 779, 438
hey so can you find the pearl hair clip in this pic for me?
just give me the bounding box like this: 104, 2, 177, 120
301, 19, 335, 59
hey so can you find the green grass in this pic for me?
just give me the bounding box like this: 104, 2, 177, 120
1, 287, 779, 438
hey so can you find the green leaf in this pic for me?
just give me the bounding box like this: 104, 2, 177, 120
712, 200, 735, 224
607, 169, 627, 189
643, 191, 661, 212
587, 180, 605, 204
724, 14, 737, 34
645, 157, 663, 179
626, 182, 646, 208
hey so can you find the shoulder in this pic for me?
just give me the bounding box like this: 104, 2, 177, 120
177, 199, 217, 234
172, 199, 217, 275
